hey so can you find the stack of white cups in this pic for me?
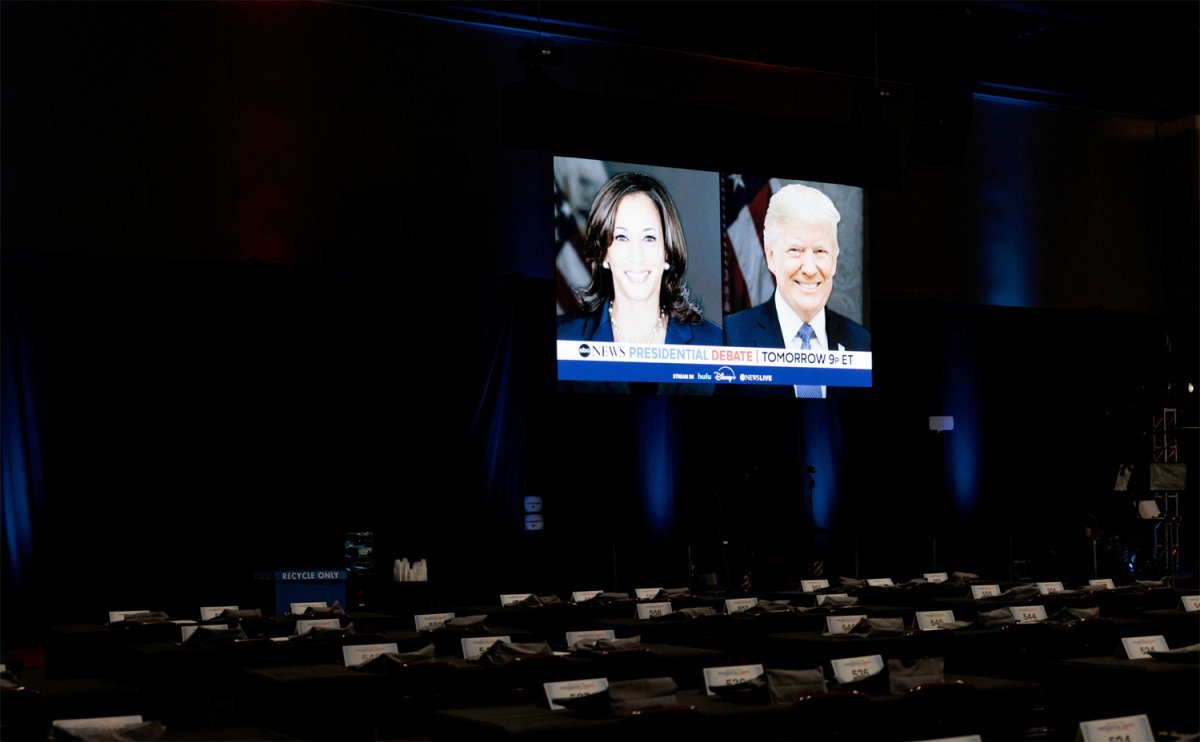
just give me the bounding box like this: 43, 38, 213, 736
393, 558, 428, 582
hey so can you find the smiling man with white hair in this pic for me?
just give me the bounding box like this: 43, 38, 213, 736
723, 184, 871, 397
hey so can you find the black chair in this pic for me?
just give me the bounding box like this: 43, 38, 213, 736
898, 626, 956, 661
530, 601, 581, 636
386, 659, 461, 698
995, 621, 1061, 676
368, 661, 461, 741
587, 647, 662, 681
618, 705, 706, 741
1139, 587, 1179, 611
1063, 617, 1120, 658
1081, 588, 1130, 617
496, 654, 577, 700
0, 685, 50, 741
789, 690, 873, 739
900, 679, 981, 739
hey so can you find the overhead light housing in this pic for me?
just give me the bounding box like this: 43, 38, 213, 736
518, 41, 564, 66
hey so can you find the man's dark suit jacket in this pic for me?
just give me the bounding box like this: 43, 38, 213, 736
723, 296, 871, 351
721, 294, 871, 397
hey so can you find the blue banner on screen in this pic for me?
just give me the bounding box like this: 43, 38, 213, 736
557, 342, 871, 386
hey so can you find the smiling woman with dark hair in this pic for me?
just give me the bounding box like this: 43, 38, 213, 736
558, 172, 720, 349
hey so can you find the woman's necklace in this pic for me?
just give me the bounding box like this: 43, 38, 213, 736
610, 303, 665, 343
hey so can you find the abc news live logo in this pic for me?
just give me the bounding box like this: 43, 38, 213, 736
576, 345, 771, 384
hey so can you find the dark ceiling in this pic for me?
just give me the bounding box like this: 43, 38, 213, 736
396, 1, 1199, 120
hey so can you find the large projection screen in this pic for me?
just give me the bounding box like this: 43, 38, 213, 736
556, 156, 869, 397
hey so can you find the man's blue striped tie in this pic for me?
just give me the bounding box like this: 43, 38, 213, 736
794, 323, 822, 398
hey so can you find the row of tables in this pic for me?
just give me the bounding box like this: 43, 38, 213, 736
23, 576, 1200, 739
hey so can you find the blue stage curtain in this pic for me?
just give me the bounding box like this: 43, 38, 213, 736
469, 276, 531, 532
1, 261, 47, 602
637, 396, 676, 541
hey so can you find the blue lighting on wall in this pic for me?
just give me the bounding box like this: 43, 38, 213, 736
978, 188, 1034, 308
477, 318, 516, 497
941, 347, 981, 519
800, 401, 841, 529
972, 96, 1041, 309
975, 87, 1079, 110
1, 414, 37, 593
2, 304, 43, 593
637, 397, 675, 540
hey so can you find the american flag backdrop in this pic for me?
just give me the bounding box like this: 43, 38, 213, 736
554, 158, 610, 315
553, 181, 584, 315
721, 174, 780, 316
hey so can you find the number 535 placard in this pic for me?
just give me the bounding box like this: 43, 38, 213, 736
830, 654, 884, 684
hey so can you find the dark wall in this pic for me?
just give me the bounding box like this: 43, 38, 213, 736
2, 2, 1196, 634
4, 2, 1194, 310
